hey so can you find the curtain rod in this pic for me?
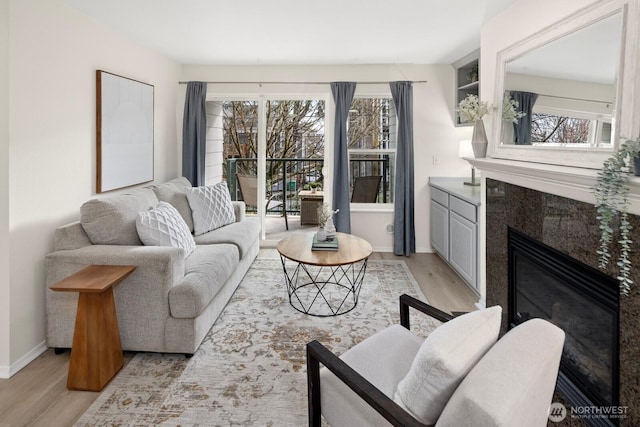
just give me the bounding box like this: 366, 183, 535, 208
536, 93, 613, 105
178, 80, 427, 85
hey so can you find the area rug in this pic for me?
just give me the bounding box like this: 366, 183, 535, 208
75, 253, 441, 426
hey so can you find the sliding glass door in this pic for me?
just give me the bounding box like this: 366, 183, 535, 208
220, 98, 325, 240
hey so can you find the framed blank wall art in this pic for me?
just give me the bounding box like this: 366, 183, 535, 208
96, 70, 154, 193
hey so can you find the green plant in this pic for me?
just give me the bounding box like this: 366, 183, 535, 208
466, 63, 479, 82
304, 182, 321, 191
594, 138, 640, 295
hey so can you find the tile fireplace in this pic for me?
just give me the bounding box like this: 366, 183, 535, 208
485, 178, 640, 426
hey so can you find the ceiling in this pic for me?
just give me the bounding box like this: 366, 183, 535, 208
60, 0, 519, 65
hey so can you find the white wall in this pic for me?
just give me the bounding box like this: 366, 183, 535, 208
0, 0, 11, 373
1, 0, 181, 376
180, 64, 473, 252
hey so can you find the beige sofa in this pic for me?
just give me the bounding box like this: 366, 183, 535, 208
45, 177, 260, 355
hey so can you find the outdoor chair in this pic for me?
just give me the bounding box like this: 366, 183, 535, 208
237, 174, 288, 230
307, 294, 565, 427
351, 176, 382, 203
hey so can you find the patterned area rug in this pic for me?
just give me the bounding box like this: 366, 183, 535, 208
76, 253, 440, 426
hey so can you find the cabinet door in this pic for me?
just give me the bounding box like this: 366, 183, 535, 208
449, 211, 477, 289
430, 200, 449, 260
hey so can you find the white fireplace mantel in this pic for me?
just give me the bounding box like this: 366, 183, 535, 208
467, 157, 640, 216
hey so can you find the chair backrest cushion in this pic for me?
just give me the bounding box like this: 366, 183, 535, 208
436, 318, 565, 427
351, 176, 382, 203
394, 306, 502, 425
236, 174, 259, 208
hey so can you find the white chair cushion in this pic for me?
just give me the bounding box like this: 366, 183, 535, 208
435, 318, 565, 427
321, 324, 424, 427
185, 182, 236, 236
136, 201, 196, 257
394, 306, 502, 424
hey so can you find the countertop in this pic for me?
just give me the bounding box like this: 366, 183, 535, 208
429, 177, 481, 205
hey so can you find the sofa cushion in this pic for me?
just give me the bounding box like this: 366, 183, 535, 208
149, 177, 194, 232
81, 188, 159, 245
185, 182, 236, 236
169, 244, 240, 318
194, 217, 260, 258
136, 202, 196, 257
394, 306, 502, 425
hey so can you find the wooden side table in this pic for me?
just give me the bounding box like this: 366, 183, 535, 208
299, 190, 324, 225
50, 264, 135, 391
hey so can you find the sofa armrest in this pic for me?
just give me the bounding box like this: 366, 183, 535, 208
45, 245, 185, 352
232, 201, 246, 222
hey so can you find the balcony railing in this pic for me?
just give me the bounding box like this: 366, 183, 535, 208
226, 157, 391, 215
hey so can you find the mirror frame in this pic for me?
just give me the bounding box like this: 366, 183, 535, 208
489, 0, 640, 169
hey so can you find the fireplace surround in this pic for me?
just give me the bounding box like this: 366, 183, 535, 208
509, 227, 619, 415
485, 178, 640, 425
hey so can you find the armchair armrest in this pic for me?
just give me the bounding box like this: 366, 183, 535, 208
399, 294, 454, 329
307, 340, 432, 427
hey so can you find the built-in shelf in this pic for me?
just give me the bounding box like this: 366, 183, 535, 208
458, 81, 479, 91
453, 49, 480, 127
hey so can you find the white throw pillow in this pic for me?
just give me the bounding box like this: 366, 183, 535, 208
185, 182, 236, 236
393, 306, 502, 424
136, 201, 196, 257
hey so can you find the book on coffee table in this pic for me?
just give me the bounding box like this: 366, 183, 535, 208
312, 233, 338, 251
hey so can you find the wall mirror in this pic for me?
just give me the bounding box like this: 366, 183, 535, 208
490, 1, 640, 169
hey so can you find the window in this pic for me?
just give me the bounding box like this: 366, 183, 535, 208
347, 97, 396, 204
530, 106, 613, 148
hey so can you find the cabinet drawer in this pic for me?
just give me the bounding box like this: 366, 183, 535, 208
430, 186, 449, 207
450, 196, 477, 223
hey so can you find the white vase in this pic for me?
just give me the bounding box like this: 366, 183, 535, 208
316, 227, 327, 241
471, 119, 488, 158
324, 217, 336, 240
501, 120, 515, 145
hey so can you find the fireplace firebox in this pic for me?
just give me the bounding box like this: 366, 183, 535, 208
508, 228, 619, 424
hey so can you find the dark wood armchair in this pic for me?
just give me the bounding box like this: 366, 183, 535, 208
306, 294, 565, 427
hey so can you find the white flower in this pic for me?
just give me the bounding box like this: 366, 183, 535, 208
316, 203, 338, 226
502, 95, 526, 124
457, 94, 495, 123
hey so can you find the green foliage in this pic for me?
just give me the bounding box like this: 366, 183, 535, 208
594, 138, 640, 295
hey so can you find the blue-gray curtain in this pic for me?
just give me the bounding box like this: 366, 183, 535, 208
512, 91, 538, 145
182, 82, 208, 186
331, 82, 357, 233
390, 81, 415, 256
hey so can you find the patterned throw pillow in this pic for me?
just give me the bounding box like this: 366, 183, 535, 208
185, 182, 236, 236
136, 201, 196, 257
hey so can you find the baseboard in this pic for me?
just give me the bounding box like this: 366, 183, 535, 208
372, 246, 434, 253
0, 341, 47, 379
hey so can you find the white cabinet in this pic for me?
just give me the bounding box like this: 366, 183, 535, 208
429, 178, 481, 293
449, 211, 477, 286
430, 200, 449, 258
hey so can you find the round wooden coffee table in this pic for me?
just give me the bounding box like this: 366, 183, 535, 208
277, 232, 373, 316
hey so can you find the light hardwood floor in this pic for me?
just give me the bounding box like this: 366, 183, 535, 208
0, 250, 477, 427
